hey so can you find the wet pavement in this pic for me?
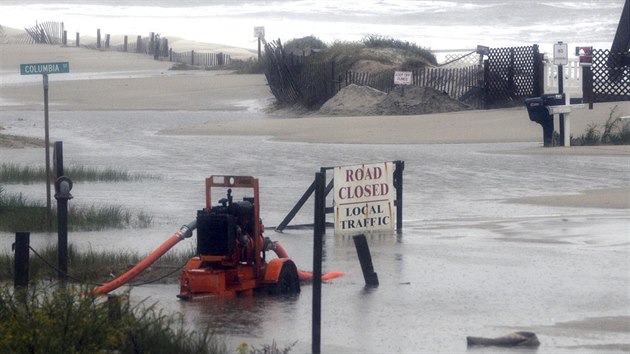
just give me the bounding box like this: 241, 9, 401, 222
1, 109, 628, 353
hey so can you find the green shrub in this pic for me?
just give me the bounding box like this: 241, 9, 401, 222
0, 285, 227, 354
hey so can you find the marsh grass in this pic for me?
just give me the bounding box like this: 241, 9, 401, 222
0, 243, 196, 284
0, 285, 227, 354
0, 163, 157, 184
0, 187, 153, 232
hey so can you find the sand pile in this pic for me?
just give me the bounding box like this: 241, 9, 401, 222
319, 84, 471, 116
319, 84, 386, 116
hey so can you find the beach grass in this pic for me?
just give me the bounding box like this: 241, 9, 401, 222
0, 186, 153, 232
277, 34, 437, 77
0, 163, 157, 184
572, 105, 630, 146
362, 34, 437, 65
0, 284, 227, 354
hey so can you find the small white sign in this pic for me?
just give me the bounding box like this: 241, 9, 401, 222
254, 26, 265, 38
553, 42, 569, 65
394, 71, 412, 85
333, 162, 395, 235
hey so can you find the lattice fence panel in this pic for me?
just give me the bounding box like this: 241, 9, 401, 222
442, 52, 480, 68
486, 45, 539, 107
591, 49, 630, 103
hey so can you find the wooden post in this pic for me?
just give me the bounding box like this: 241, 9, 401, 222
96, 29, 101, 49
149, 32, 154, 55
136, 35, 142, 53
105, 34, 110, 49
330, 61, 336, 97
191, 50, 195, 66
14, 232, 30, 289
107, 294, 124, 321
312, 171, 325, 354
62, 30, 67, 46
258, 37, 261, 61
483, 59, 490, 109
76, 32, 80, 47
124, 35, 128, 52
353, 234, 379, 287
583, 64, 594, 109
394, 160, 404, 234
319, 167, 328, 235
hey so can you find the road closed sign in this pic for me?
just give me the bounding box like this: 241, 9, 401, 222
333, 162, 395, 235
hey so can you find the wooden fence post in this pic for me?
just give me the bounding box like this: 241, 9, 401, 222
394, 160, 404, 234
149, 32, 154, 55
62, 30, 67, 46
105, 34, 110, 49
312, 170, 326, 354
96, 29, 101, 49
124, 35, 128, 52
14, 232, 30, 289
136, 35, 142, 53
191, 50, 195, 66
76, 32, 80, 47
353, 234, 379, 287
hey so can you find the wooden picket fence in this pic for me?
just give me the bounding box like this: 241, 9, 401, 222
15, 21, 231, 69
345, 65, 484, 108
264, 39, 337, 108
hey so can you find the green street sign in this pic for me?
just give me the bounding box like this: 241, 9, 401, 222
20, 62, 70, 75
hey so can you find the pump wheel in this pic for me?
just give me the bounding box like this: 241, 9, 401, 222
268, 261, 300, 295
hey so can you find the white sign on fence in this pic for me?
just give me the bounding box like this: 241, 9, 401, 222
333, 162, 395, 235
553, 42, 569, 66
394, 71, 412, 85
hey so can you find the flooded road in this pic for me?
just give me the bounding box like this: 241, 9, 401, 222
1, 109, 628, 353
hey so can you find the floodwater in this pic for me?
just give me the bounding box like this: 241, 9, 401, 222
1, 108, 629, 353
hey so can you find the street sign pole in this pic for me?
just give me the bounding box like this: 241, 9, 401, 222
43, 74, 52, 229
19, 61, 69, 230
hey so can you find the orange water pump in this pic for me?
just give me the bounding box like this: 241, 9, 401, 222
177, 175, 300, 299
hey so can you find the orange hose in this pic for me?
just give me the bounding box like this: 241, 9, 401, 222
94, 222, 195, 295
273, 242, 345, 281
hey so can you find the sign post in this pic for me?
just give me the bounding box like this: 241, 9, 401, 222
553, 42, 568, 145
576, 46, 594, 109
20, 61, 70, 228
254, 26, 265, 61
394, 71, 412, 96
